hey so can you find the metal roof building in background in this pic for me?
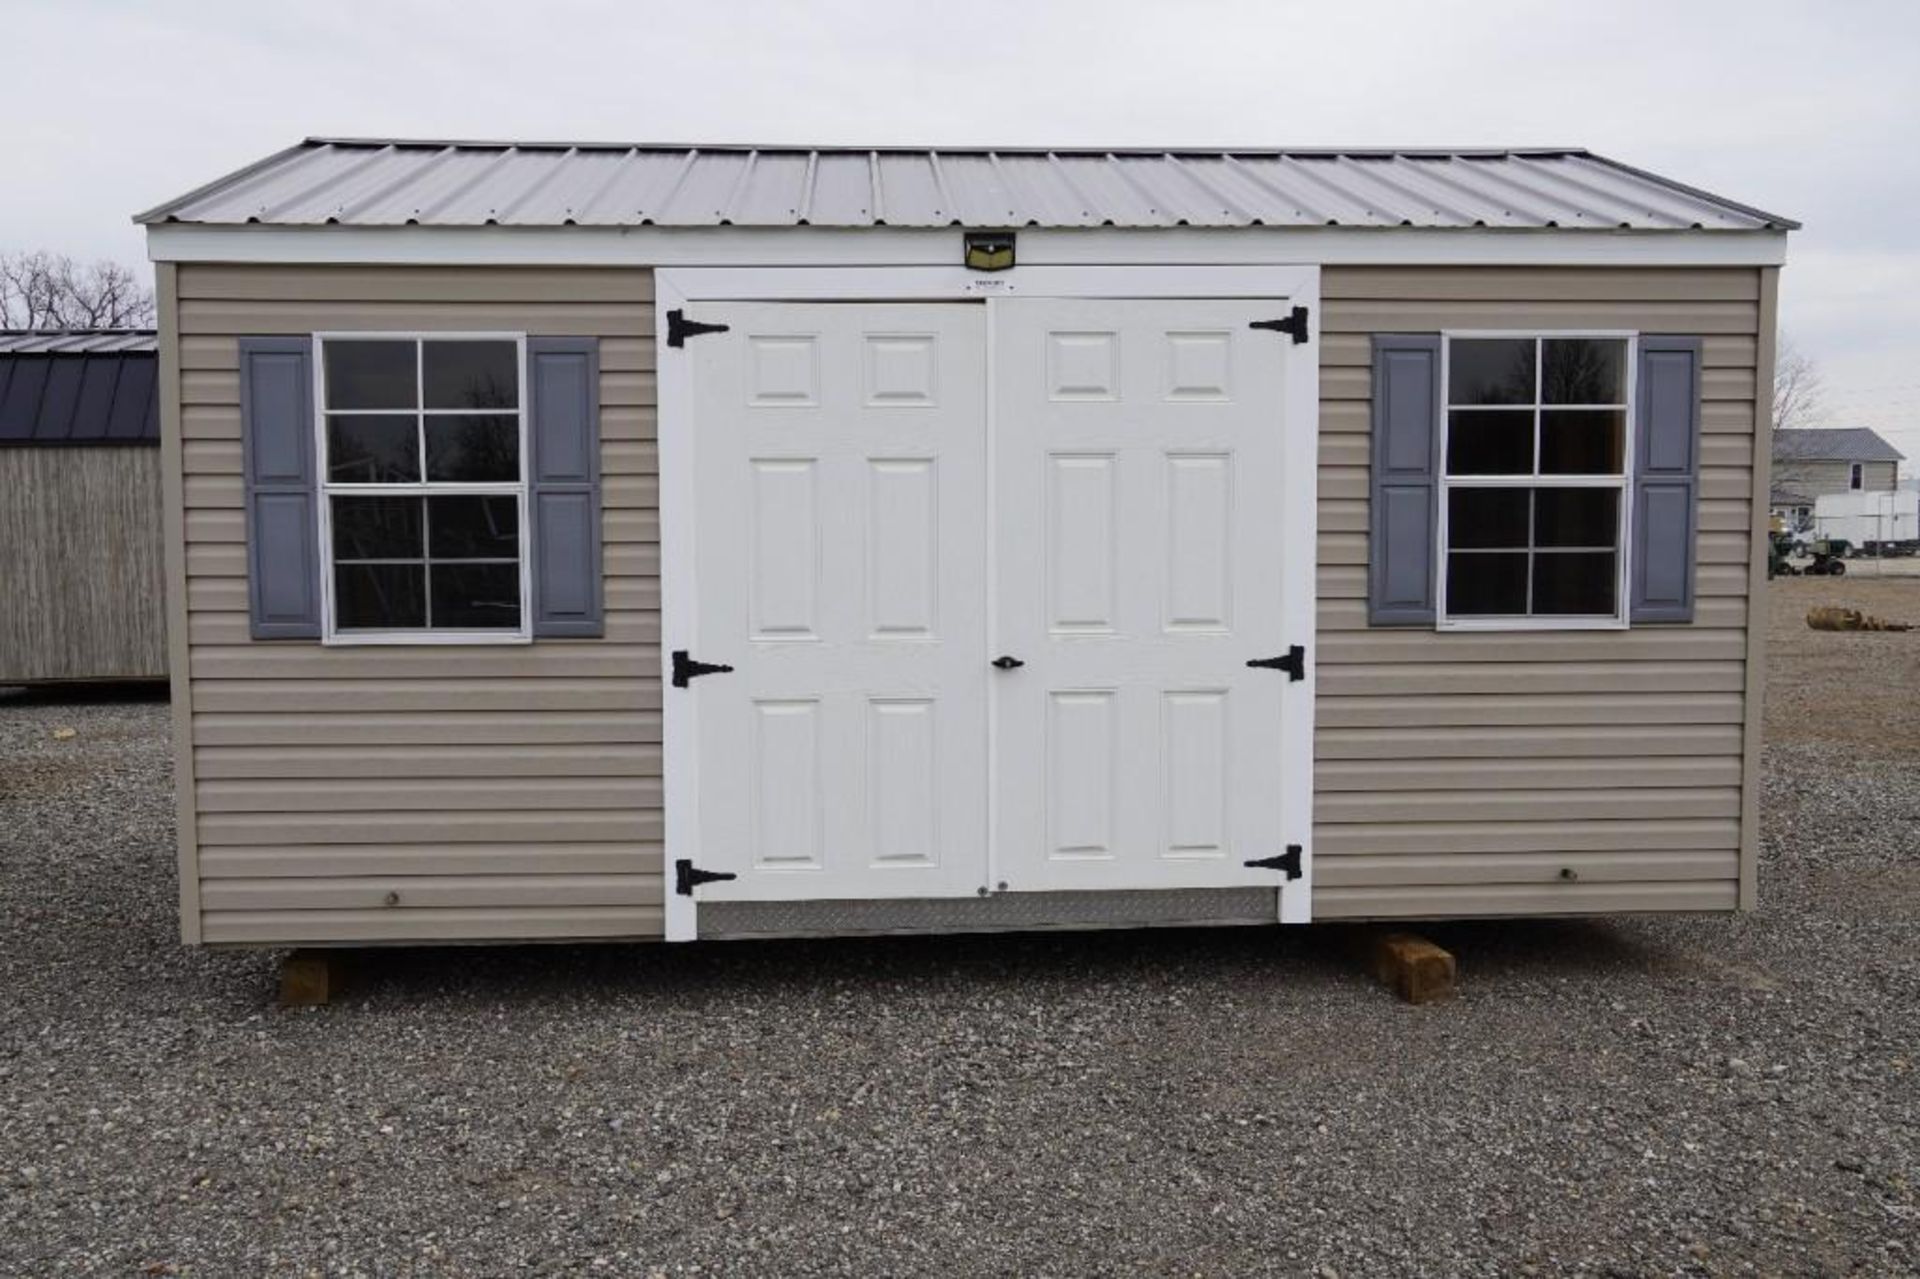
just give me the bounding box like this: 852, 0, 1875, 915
0, 330, 159, 355
1771, 428, 1906, 465
0, 330, 160, 444
135, 140, 1797, 232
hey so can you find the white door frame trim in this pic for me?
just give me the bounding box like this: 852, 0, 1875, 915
656, 265, 1320, 939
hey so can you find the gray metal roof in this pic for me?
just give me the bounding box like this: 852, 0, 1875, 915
0, 333, 159, 445
0, 329, 157, 355
135, 139, 1797, 231
1772, 428, 1905, 465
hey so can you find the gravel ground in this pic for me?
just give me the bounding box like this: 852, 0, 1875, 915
2, 591, 1916, 1276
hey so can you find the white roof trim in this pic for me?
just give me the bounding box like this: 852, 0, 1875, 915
146, 223, 1788, 269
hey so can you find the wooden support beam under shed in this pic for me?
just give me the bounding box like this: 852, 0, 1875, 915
1351, 929, 1457, 1004
279, 950, 344, 1007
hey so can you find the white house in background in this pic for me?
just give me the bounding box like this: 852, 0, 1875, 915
1771, 427, 1905, 528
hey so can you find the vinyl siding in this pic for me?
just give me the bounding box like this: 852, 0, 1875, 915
171, 265, 662, 944
1771, 458, 1898, 499
0, 445, 166, 682
1311, 266, 1764, 918
167, 260, 1766, 945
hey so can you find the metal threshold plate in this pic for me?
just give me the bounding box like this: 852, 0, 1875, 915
698, 888, 1277, 939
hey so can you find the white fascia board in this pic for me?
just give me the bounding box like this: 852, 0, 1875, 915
148, 223, 1789, 269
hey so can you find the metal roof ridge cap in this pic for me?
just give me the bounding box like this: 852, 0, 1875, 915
295, 136, 1600, 157
1582, 151, 1800, 230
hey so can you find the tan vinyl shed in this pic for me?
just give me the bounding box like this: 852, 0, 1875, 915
138, 140, 1793, 947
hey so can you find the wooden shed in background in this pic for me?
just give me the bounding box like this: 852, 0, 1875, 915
0, 330, 166, 683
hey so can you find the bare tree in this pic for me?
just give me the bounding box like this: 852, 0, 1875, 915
1772, 332, 1824, 433
0, 251, 155, 329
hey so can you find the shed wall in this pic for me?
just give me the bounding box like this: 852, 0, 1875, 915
168, 262, 1766, 943
1313, 266, 1764, 917
172, 266, 663, 944
1772, 458, 1898, 499
0, 446, 165, 682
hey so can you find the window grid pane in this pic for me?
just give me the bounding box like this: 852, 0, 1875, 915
319, 337, 525, 635
1441, 335, 1630, 622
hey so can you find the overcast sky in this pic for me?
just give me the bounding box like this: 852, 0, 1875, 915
11, 1, 1918, 459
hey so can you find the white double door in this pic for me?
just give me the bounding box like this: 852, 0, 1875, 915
685, 297, 1304, 904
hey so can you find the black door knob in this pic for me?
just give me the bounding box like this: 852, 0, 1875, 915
991, 655, 1025, 670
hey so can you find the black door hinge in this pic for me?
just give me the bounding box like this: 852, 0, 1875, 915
1245, 845, 1304, 880
675, 858, 738, 896
1250, 306, 1310, 345
666, 308, 731, 348
1247, 645, 1306, 681
671, 649, 735, 688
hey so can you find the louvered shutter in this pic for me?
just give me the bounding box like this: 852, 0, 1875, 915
1368, 334, 1441, 626
1631, 337, 1703, 623
528, 337, 604, 637
239, 336, 321, 639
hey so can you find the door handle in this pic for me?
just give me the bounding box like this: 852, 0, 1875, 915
991, 655, 1026, 671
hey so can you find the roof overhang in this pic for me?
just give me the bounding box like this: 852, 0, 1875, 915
146, 222, 1788, 269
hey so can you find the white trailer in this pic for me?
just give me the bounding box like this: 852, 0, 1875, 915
1813, 490, 1920, 552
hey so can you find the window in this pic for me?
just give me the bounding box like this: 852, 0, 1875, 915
317, 335, 529, 641
1440, 335, 1632, 627
1849, 462, 1864, 491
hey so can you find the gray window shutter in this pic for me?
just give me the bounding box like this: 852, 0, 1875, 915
528, 337, 604, 638
1631, 336, 1703, 623
239, 336, 321, 639
1369, 334, 1441, 625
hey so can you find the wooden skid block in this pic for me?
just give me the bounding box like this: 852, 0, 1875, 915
278, 949, 342, 1007
1358, 929, 1457, 1004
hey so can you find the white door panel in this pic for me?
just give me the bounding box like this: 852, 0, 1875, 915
676, 291, 1311, 916
991, 298, 1305, 896
690, 303, 988, 900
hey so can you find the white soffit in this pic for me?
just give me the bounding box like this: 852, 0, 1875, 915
146, 224, 1788, 268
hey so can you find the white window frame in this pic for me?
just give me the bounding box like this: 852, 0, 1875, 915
1849, 462, 1864, 491
1437, 330, 1638, 632
311, 331, 533, 646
